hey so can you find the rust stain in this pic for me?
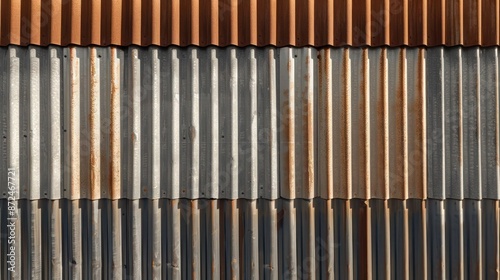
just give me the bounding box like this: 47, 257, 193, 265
361, 48, 370, 198
89, 48, 100, 199
110, 48, 121, 199
1, 0, 499, 47
70, 48, 80, 199
342, 48, 352, 198
318, 49, 334, 198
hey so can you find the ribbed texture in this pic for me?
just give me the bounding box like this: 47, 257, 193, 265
0, 0, 498, 47
2, 46, 500, 200
427, 47, 500, 200
0, 198, 498, 279
281, 47, 426, 199
0, 46, 279, 200
0, 45, 425, 200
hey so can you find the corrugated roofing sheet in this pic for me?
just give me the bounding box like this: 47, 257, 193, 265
0, 198, 498, 279
0, 47, 426, 199
1, 45, 499, 200
0, 0, 498, 47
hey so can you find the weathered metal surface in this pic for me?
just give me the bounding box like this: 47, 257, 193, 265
0, 46, 279, 200
286, 47, 426, 199
0, 198, 497, 279
427, 47, 500, 200
2, 46, 500, 200
0, 0, 498, 47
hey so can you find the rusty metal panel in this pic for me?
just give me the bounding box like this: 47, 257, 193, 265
287, 47, 426, 199
0, 0, 498, 47
426, 47, 500, 200
0, 198, 497, 278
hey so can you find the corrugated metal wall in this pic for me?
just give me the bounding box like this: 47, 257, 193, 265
3, 46, 500, 200
1, 2, 500, 277
0, 198, 498, 279
0, 47, 425, 199
1, 45, 499, 279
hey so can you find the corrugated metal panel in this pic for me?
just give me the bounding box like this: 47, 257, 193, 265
0, 198, 498, 279
0, 0, 498, 47
282, 47, 426, 199
427, 47, 500, 200
0, 46, 279, 200
3, 46, 500, 200
0, 45, 426, 200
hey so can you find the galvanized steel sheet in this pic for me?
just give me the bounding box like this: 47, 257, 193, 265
1, 46, 500, 200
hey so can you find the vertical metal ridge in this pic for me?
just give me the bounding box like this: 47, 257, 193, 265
188, 48, 200, 198
151, 48, 161, 199
89, 47, 101, 200
110, 200, 123, 279
131, 48, 141, 199
318, 48, 334, 199
280, 48, 295, 199
305, 48, 315, 199
208, 48, 219, 198
49, 48, 62, 199
90, 200, 102, 278
28, 48, 40, 200
208, 200, 221, 279
230, 48, 239, 199
168, 199, 181, 279
131, 200, 141, 279
344, 48, 352, 199
363, 49, 371, 199
51, 200, 63, 278
248, 49, 258, 199
8, 48, 20, 200
381, 49, 390, 199
70, 200, 82, 278
29, 201, 42, 278
170, 48, 180, 199
69, 48, 81, 199
282, 199, 298, 278
268, 48, 279, 199
110, 48, 121, 200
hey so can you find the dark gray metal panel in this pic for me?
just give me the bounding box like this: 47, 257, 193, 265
427, 47, 500, 200
0, 198, 498, 279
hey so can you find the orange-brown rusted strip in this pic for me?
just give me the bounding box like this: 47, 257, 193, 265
1, 0, 500, 46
